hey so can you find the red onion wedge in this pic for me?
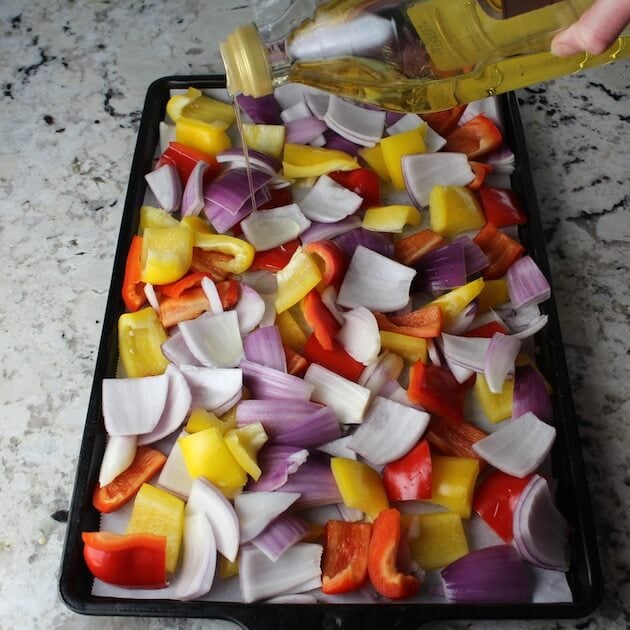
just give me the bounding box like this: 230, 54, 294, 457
235, 491, 301, 543
441, 544, 532, 603
279, 451, 343, 508
498, 304, 549, 340
413, 240, 467, 293
299, 216, 362, 244
239, 542, 323, 603
513, 475, 571, 571
185, 477, 240, 562
235, 93, 282, 124
179, 365, 242, 413
241, 203, 311, 251
204, 167, 272, 216
242, 325, 287, 373
216, 148, 281, 175
247, 445, 309, 492
337, 306, 381, 365
347, 396, 431, 465
507, 256, 551, 308
181, 160, 207, 217
205, 186, 270, 233
484, 332, 521, 394
337, 245, 416, 312
304, 363, 371, 425
298, 175, 363, 223
98, 435, 137, 487
485, 146, 516, 174
173, 512, 217, 601
145, 163, 182, 213
178, 311, 244, 368
324, 94, 386, 147
285, 117, 328, 145
138, 364, 192, 446
251, 513, 311, 562
513, 365, 553, 424
472, 412, 556, 478
102, 374, 169, 436
402, 153, 475, 208
333, 227, 394, 259
240, 359, 314, 401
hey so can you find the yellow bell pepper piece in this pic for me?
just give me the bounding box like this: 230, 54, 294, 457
175, 117, 232, 156
282, 144, 359, 179
193, 232, 255, 275
224, 423, 268, 481
429, 456, 480, 519
379, 331, 427, 363
380, 127, 426, 190
178, 428, 247, 498
118, 307, 169, 377
477, 279, 510, 313
474, 373, 514, 423
357, 144, 390, 182
362, 205, 422, 233
430, 278, 485, 328
330, 457, 389, 521
406, 511, 469, 571
275, 247, 323, 314
141, 223, 194, 285
242, 123, 286, 159
429, 185, 486, 238
167, 87, 235, 126
126, 483, 185, 573
139, 205, 180, 232
276, 309, 309, 350
181, 215, 215, 235
219, 554, 239, 579
185, 408, 236, 435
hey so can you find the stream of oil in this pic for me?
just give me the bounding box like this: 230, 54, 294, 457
232, 102, 258, 214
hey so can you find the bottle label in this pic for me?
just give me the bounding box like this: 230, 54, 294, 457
502, 0, 563, 18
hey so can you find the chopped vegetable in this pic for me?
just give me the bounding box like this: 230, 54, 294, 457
443, 114, 503, 160
382, 438, 432, 502
429, 456, 480, 518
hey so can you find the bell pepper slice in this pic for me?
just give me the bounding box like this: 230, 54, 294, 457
141, 223, 194, 285
379, 331, 427, 364
462, 320, 509, 338
367, 508, 420, 599
283, 344, 310, 376
275, 247, 322, 314
443, 114, 503, 160
330, 457, 389, 521
118, 307, 169, 377
478, 185, 527, 227
276, 309, 309, 351
250, 239, 299, 272
473, 222, 525, 280
224, 423, 269, 481
383, 439, 432, 502
476, 278, 510, 312
93, 446, 167, 513
126, 483, 185, 573
175, 117, 232, 156
429, 278, 485, 328
302, 334, 364, 382
303, 290, 341, 351
408, 362, 464, 423
322, 520, 373, 594
393, 228, 446, 267
185, 408, 237, 435
407, 511, 469, 571
375, 305, 442, 339
474, 373, 514, 423
473, 469, 534, 542
380, 127, 426, 190
158, 286, 208, 328
140, 205, 180, 231
189, 248, 231, 281
467, 161, 493, 191
158, 271, 211, 299
357, 144, 391, 182
193, 232, 255, 275
421, 105, 466, 136
362, 205, 422, 233
242, 123, 286, 159
429, 185, 486, 238
82, 531, 167, 588
167, 87, 236, 126
303, 240, 349, 291
328, 168, 381, 209
159, 141, 221, 185
122, 235, 146, 312
429, 455, 480, 518
424, 415, 487, 461
282, 144, 359, 178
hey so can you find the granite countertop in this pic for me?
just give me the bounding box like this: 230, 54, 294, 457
1, 1, 628, 628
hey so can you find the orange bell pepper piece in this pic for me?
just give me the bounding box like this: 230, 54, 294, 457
122, 235, 146, 312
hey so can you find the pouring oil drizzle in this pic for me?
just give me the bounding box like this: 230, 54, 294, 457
232, 101, 258, 214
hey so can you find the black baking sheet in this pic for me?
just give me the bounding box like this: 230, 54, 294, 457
59, 74, 603, 628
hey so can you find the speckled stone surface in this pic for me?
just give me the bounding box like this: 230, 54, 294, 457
0, 1, 628, 629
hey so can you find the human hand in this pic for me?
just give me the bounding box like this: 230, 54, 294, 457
550, 0, 630, 57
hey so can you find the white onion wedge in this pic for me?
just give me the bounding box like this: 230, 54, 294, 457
484, 332, 522, 394
186, 477, 240, 562
200, 276, 224, 314
181, 160, 207, 217
337, 306, 381, 364
324, 94, 386, 146
102, 374, 169, 436
156, 431, 193, 499
358, 351, 404, 396
297, 175, 363, 223
241, 203, 311, 251
442, 333, 491, 373
316, 435, 357, 460
179, 365, 242, 413
143, 282, 160, 312
98, 434, 137, 487
234, 491, 301, 543
145, 163, 182, 212
161, 330, 202, 368
234, 284, 266, 335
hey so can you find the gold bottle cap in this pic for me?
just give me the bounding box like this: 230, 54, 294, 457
220, 24, 273, 97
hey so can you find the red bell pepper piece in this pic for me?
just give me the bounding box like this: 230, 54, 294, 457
158, 271, 211, 299
258, 186, 293, 210
250, 239, 300, 272
328, 168, 380, 209
478, 186, 527, 228
383, 439, 432, 502
473, 222, 525, 280
393, 229, 446, 267
421, 105, 466, 136
189, 248, 232, 281
408, 362, 464, 423
424, 415, 487, 461
303, 290, 341, 351
367, 508, 420, 600
82, 531, 167, 588
93, 446, 167, 513
443, 114, 503, 160
473, 470, 534, 542
375, 305, 443, 339
462, 320, 509, 338
215, 280, 241, 310
158, 141, 220, 184
302, 334, 364, 382
303, 240, 349, 291
283, 343, 310, 377
322, 520, 373, 594
467, 161, 493, 191
122, 235, 146, 312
